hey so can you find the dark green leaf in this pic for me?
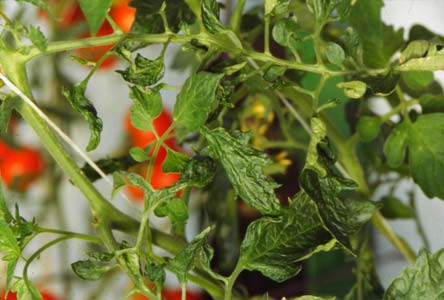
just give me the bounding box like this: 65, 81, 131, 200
71, 260, 115, 281
380, 196, 415, 219
384, 248, 444, 300
129, 147, 149, 163
117, 55, 165, 86
62, 82, 103, 151
357, 116, 381, 142
363, 71, 400, 96
28, 26, 47, 51
169, 227, 212, 283
348, 0, 404, 68
162, 148, 189, 173
325, 42, 345, 66
307, 0, 351, 22
201, 0, 225, 34
174, 72, 224, 131
79, 0, 112, 36
239, 192, 335, 282
201, 127, 281, 215
383, 122, 408, 168
157, 198, 188, 225
419, 94, 444, 114
337, 80, 367, 99
179, 156, 217, 188
12, 278, 42, 300
145, 256, 165, 289
401, 71, 434, 91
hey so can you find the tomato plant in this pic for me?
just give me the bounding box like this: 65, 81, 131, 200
2, 1, 444, 300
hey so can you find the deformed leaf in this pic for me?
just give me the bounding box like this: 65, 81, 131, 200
337, 80, 367, 99
145, 256, 165, 289
384, 248, 444, 300
174, 72, 224, 131
398, 41, 444, 71
79, 0, 112, 36
201, 127, 281, 215
0, 220, 20, 291
307, 0, 351, 22
363, 71, 400, 96
162, 148, 189, 173
239, 192, 335, 282
399, 40, 429, 64
169, 227, 212, 283
117, 54, 165, 86
201, 0, 225, 34
155, 198, 188, 225
62, 82, 103, 151
71, 260, 115, 281
178, 155, 217, 188
290, 296, 336, 300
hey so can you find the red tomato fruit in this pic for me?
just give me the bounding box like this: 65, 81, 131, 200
1, 147, 45, 191
38, 1, 85, 28
110, 0, 136, 33
1, 290, 59, 300
0, 140, 12, 163
132, 288, 203, 300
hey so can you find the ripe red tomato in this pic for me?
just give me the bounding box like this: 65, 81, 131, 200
110, 0, 136, 33
1, 147, 45, 191
0, 140, 12, 163
1, 290, 59, 300
38, 0, 85, 28
132, 288, 203, 300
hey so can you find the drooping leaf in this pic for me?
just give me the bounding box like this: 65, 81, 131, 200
201, 127, 281, 215
169, 227, 212, 283
78, 0, 112, 36
337, 80, 367, 99
174, 72, 224, 131
117, 55, 165, 86
384, 248, 444, 300
380, 196, 415, 219
357, 116, 381, 142
62, 82, 103, 151
239, 192, 335, 282
419, 94, 444, 114
71, 260, 115, 281
162, 148, 189, 173
82, 155, 138, 183
12, 278, 42, 300
348, 0, 404, 68
27, 26, 47, 51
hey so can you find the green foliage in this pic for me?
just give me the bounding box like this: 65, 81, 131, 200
419, 94, 444, 114
118, 55, 165, 87
78, 0, 112, 36
12, 278, 42, 300
337, 81, 367, 99
27, 26, 47, 51
357, 116, 381, 142
162, 148, 189, 173
71, 259, 115, 281
129, 85, 162, 131
380, 196, 415, 219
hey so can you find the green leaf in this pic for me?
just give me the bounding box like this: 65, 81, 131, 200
156, 198, 188, 225
384, 248, 444, 300
272, 17, 300, 50
27, 26, 47, 51
82, 156, 138, 183
337, 80, 367, 99
201, 0, 225, 34
129, 147, 149, 163
201, 127, 281, 215
348, 0, 404, 68
0, 181, 13, 224
401, 71, 434, 91
380, 196, 415, 219
363, 71, 400, 96
78, 0, 112, 36
325, 42, 345, 66
145, 256, 165, 290
126, 173, 155, 198
399, 40, 429, 64
174, 72, 224, 131
128, 86, 162, 132
71, 260, 115, 281
112, 172, 127, 198
162, 148, 189, 173
307, 0, 351, 22
117, 55, 165, 86
338, 27, 364, 67
419, 94, 444, 114
15, 0, 55, 19
0, 96, 16, 133
12, 278, 42, 300
357, 116, 381, 142
0, 219, 19, 292
239, 192, 335, 282
62, 82, 103, 151
383, 122, 409, 168
169, 227, 212, 283
406, 114, 444, 199
178, 156, 216, 188
398, 41, 444, 71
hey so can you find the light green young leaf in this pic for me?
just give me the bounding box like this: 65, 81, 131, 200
169, 227, 212, 283
337, 80, 367, 99
307, 0, 351, 22
383, 122, 409, 168
0, 219, 19, 292
12, 278, 42, 300
125, 173, 155, 198
162, 148, 189, 173
62, 82, 103, 151
129, 86, 162, 131
325, 42, 345, 66
28, 26, 47, 51
384, 248, 444, 300
117, 55, 165, 86
201, 127, 281, 215
357, 116, 381, 142
272, 17, 300, 49
399, 40, 429, 64
174, 72, 224, 131
239, 192, 335, 282
129, 147, 149, 163
79, 0, 112, 36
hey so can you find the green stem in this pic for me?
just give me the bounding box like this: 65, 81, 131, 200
264, 15, 271, 55
230, 0, 247, 34
36, 226, 103, 244
224, 262, 243, 300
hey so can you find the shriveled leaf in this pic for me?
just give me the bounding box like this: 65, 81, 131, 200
380, 196, 415, 219
79, 0, 112, 35
384, 248, 444, 300
169, 227, 212, 283
117, 55, 164, 86
27, 26, 47, 51
325, 42, 345, 66
357, 116, 381, 142
174, 72, 224, 131
419, 94, 444, 114
337, 81, 367, 99
239, 192, 335, 282
178, 156, 217, 188
71, 260, 115, 281
162, 148, 189, 173
125, 173, 154, 199
12, 278, 42, 300
201, 127, 281, 215
83, 156, 137, 183
62, 82, 103, 151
